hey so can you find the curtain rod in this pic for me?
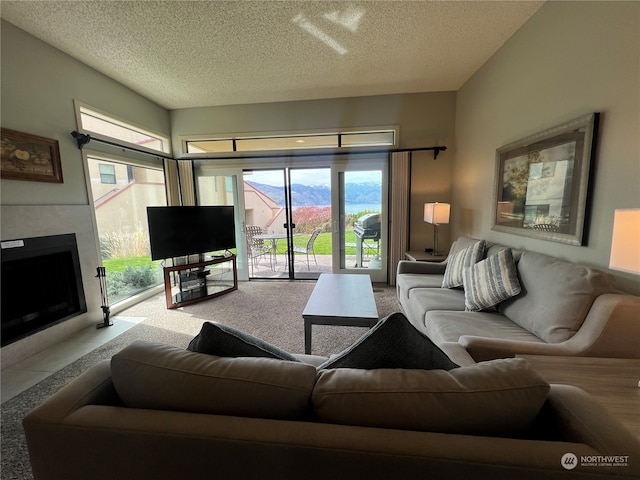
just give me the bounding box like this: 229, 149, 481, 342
71, 131, 174, 160
71, 131, 446, 161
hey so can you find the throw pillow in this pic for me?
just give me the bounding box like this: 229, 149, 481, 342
441, 240, 486, 288
463, 248, 521, 311
187, 321, 300, 362
112, 341, 316, 419
312, 357, 549, 436
317, 312, 459, 370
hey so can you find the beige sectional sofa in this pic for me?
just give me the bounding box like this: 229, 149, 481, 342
397, 236, 640, 362
23, 340, 640, 479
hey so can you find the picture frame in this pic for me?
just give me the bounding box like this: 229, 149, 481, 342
492, 113, 599, 246
1, 128, 63, 183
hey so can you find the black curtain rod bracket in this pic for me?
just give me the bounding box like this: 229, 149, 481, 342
71, 131, 91, 149
396, 145, 447, 159
433, 146, 446, 159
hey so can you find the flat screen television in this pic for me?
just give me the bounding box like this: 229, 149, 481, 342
147, 206, 236, 260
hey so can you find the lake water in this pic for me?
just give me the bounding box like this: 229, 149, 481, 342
345, 204, 381, 214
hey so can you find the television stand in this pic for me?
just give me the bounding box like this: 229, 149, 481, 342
163, 255, 237, 309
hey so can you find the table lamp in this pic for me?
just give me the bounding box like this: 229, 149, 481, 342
609, 208, 640, 275
424, 202, 450, 255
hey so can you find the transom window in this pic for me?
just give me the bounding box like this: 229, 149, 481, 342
184, 129, 396, 154
76, 103, 170, 154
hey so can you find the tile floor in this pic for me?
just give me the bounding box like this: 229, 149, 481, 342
1, 316, 144, 404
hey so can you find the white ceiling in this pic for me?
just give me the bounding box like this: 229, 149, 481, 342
1, 1, 544, 110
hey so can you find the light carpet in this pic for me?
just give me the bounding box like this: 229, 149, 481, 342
1, 280, 401, 480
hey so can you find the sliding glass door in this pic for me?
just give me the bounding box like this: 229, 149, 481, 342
242, 167, 333, 279
195, 168, 250, 280
333, 157, 387, 283
194, 154, 387, 282
242, 169, 289, 279
288, 168, 332, 279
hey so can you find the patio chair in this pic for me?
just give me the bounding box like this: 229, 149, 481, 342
289, 228, 321, 270
246, 225, 271, 273
533, 223, 559, 232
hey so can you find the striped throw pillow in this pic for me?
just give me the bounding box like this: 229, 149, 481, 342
441, 240, 486, 288
463, 248, 521, 311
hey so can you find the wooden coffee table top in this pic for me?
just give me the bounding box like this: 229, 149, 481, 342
518, 355, 640, 440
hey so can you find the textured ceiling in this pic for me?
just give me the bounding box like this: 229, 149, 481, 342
1, 1, 544, 110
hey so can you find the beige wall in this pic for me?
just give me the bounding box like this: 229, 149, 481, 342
171, 92, 457, 251
453, 1, 639, 294
0, 20, 171, 365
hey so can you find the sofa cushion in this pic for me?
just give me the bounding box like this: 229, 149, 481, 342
187, 321, 300, 362
424, 310, 545, 345
463, 248, 521, 311
407, 288, 467, 323
317, 312, 459, 370
111, 341, 316, 419
312, 358, 549, 435
499, 251, 614, 343
442, 240, 486, 288
396, 273, 444, 301
449, 235, 484, 256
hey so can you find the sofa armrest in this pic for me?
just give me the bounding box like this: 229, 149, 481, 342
459, 336, 566, 362
396, 259, 446, 276
566, 293, 640, 359
546, 384, 640, 460
437, 342, 476, 366
23, 360, 117, 426
460, 294, 640, 362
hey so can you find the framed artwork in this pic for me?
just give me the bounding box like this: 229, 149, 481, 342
492, 113, 599, 245
1, 128, 63, 183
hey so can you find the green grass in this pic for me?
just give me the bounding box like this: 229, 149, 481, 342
103, 231, 362, 270
286, 231, 362, 255
103, 256, 161, 273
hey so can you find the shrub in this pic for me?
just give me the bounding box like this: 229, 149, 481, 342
292, 206, 332, 234
100, 226, 150, 260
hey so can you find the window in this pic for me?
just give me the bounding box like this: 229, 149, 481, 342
76, 103, 170, 154
89, 157, 167, 305
183, 128, 396, 154
99, 164, 116, 184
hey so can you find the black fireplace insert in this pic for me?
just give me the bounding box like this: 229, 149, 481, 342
1, 233, 87, 347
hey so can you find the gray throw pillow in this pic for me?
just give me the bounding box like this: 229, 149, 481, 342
463, 248, 521, 311
317, 312, 459, 370
187, 321, 300, 362
442, 240, 486, 288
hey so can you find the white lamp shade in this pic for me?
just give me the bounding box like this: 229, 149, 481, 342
609, 209, 640, 274
424, 203, 450, 225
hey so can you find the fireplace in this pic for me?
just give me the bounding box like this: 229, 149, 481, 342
1, 233, 87, 347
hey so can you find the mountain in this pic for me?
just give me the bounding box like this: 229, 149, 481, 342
246, 181, 381, 207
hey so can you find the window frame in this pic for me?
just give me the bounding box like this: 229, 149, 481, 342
179, 126, 398, 158
74, 101, 171, 155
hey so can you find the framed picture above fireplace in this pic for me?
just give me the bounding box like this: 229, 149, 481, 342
492, 113, 599, 246
1, 128, 63, 183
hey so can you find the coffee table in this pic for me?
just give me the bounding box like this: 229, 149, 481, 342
302, 273, 379, 354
